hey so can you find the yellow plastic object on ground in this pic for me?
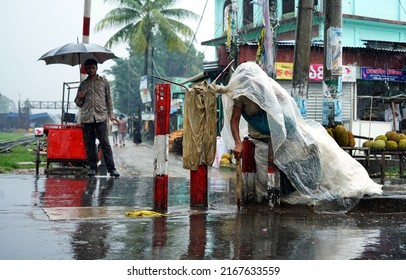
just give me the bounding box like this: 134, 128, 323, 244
125, 210, 168, 218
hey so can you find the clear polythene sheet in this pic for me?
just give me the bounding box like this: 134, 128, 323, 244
219, 62, 382, 213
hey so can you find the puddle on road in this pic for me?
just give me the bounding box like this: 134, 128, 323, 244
30, 176, 406, 259
1, 175, 406, 260
37, 176, 237, 220
36, 176, 237, 214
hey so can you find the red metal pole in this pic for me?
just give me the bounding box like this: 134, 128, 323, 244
153, 84, 170, 211
190, 165, 208, 209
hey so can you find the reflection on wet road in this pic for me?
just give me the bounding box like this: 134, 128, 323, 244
0, 175, 405, 260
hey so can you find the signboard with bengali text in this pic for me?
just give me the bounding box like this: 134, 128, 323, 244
360, 67, 406, 82
275, 63, 356, 82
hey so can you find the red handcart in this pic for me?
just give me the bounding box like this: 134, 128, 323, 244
34, 124, 88, 175
44, 123, 87, 167
34, 81, 89, 175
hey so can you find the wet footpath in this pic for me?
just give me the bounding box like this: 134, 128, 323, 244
1, 137, 406, 263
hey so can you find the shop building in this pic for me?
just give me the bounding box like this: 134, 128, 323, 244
202, 0, 406, 139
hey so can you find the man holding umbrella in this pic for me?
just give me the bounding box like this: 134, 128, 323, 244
75, 58, 120, 177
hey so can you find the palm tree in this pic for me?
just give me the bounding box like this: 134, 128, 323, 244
95, 0, 199, 76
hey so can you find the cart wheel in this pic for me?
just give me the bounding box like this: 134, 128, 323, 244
35, 140, 41, 176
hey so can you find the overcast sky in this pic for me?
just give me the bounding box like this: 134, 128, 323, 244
0, 0, 215, 112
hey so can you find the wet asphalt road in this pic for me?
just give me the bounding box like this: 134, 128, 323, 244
1, 140, 406, 260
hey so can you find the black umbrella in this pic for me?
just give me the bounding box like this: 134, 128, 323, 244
38, 42, 118, 66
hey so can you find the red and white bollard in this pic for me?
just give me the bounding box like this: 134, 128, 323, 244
153, 84, 171, 211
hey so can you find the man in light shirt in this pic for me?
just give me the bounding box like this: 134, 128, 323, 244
384, 104, 402, 132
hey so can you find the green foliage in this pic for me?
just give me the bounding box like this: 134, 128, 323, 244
0, 94, 16, 113
106, 56, 144, 116
97, 0, 204, 116
108, 40, 204, 116
96, 0, 199, 75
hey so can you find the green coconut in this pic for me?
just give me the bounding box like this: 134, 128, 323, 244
398, 139, 406, 150
326, 128, 334, 139
385, 140, 398, 150
372, 139, 386, 150
385, 130, 400, 143
334, 125, 348, 146
363, 140, 374, 148
374, 135, 387, 142
399, 133, 406, 141
347, 131, 355, 147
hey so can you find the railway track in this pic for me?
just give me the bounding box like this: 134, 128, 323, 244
0, 137, 37, 153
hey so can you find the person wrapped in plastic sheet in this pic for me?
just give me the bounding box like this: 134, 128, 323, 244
231, 95, 298, 206
218, 62, 382, 213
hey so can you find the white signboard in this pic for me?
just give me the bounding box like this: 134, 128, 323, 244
139, 75, 152, 104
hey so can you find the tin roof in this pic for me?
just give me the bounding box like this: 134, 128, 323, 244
203, 37, 406, 52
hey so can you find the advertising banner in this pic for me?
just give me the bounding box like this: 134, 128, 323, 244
275, 63, 356, 82
329, 27, 343, 75
139, 75, 152, 103
361, 67, 406, 82
275, 62, 293, 80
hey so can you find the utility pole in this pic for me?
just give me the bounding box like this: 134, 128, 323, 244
292, 0, 314, 119
254, 0, 277, 77
268, 0, 277, 77
322, 0, 343, 127
128, 60, 131, 116
226, 0, 239, 68
150, 46, 155, 111
18, 94, 21, 129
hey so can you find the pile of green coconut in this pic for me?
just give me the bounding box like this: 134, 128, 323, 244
325, 125, 356, 147
363, 131, 406, 150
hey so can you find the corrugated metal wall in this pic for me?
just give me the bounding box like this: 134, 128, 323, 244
277, 81, 355, 124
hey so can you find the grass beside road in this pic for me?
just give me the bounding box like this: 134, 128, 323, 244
0, 132, 43, 173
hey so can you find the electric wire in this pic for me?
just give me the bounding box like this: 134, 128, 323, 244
174, 0, 209, 76
399, 0, 406, 15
